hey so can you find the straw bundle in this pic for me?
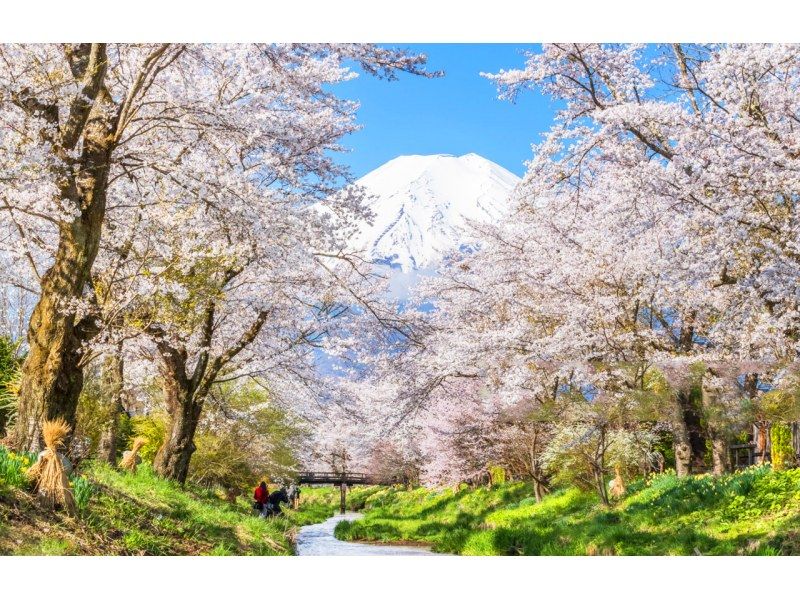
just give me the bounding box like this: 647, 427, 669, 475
119, 436, 146, 472
26, 418, 76, 516
609, 464, 626, 499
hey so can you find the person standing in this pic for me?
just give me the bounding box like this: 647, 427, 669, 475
253, 481, 269, 516
288, 483, 301, 509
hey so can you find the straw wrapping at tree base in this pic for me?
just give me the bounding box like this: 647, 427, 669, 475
120, 437, 147, 472
26, 418, 76, 516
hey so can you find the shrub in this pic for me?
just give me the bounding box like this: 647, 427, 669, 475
73, 369, 117, 458
188, 431, 254, 491
130, 414, 167, 463
488, 465, 506, 486
770, 424, 796, 471
0, 336, 21, 435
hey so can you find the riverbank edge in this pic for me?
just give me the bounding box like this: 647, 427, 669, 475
0, 461, 331, 556
292, 486, 438, 553
328, 469, 800, 555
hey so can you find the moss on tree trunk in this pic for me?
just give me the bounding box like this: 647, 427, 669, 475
11, 43, 114, 452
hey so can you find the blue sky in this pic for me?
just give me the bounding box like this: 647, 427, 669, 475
334, 44, 557, 178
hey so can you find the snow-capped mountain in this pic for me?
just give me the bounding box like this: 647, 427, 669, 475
349, 153, 520, 272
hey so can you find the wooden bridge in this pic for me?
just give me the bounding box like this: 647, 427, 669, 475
296, 471, 392, 486
296, 471, 403, 513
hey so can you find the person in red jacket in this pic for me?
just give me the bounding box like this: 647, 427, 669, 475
253, 481, 269, 516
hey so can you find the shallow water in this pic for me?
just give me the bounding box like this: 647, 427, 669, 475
295, 512, 438, 556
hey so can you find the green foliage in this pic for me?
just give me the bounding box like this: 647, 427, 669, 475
130, 414, 167, 463
132, 255, 235, 336
116, 413, 133, 460
189, 431, 254, 491
742, 386, 800, 428
0, 445, 34, 488
220, 381, 307, 480
186, 382, 308, 492
73, 370, 115, 457
762, 389, 800, 422
770, 424, 796, 471
70, 474, 94, 513
651, 429, 676, 470
0, 336, 21, 435
488, 465, 506, 486
0, 336, 19, 384
334, 468, 800, 555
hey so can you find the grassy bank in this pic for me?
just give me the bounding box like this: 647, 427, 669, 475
290, 484, 385, 524
334, 467, 800, 555
0, 449, 334, 555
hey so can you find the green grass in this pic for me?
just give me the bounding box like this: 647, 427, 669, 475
0, 457, 336, 555
285, 484, 386, 526
334, 467, 800, 555
17, 537, 76, 556
82, 462, 298, 555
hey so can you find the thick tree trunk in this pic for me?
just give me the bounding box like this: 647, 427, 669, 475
150, 302, 267, 482
13, 218, 106, 451
11, 44, 114, 452
710, 437, 730, 475
98, 350, 124, 465
669, 314, 709, 475
702, 371, 730, 476
153, 383, 203, 484
676, 389, 707, 474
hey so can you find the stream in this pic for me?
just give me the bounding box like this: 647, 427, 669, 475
295, 512, 439, 556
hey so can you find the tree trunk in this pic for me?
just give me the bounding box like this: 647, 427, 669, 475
595, 428, 609, 505
530, 446, 548, 503
595, 467, 609, 506
676, 389, 708, 474
98, 350, 124, 465
12, 218, 106, 451
149, 301, 267, 482
11, 44, 114, 452
673, 412, 692, 477
153, 383, 203, 483
533, 477, 545, 503
755, 422, 770, 464
710, 437, 730, 475
743, 373, 769, 465
701, 371, 729, 476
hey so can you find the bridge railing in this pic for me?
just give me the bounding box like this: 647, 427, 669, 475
296, 471, 403, 485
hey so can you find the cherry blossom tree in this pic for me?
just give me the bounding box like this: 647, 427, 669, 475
365, 44, 800, 488
0, 43, 433, 453
480, 43, 800, 474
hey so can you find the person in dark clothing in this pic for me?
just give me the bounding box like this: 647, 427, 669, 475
267, 487, 289, 516
253, 481, 269, 516
287, 483, 301, 509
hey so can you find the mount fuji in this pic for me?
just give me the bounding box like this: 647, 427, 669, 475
348, 153, 520, 274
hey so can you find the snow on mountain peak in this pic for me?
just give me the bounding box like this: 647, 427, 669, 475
350, 153, 520, 272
